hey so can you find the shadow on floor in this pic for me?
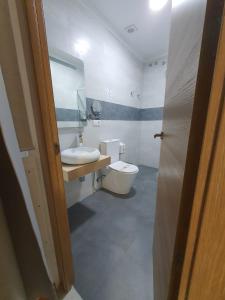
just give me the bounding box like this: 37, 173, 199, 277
101, 187, 137, 199
68, 203, 96, 232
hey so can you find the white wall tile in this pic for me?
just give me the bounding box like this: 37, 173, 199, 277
58, 128, 79, 150
139, 121, 163, 168
141, 60, 167, 109
139, 60, 167, 169
43, 0, 143, 108
83, 120, 141, 165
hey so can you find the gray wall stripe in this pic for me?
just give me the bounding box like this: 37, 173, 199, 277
140, 107, 164, 121
86, 98, 140, 121
56, 108, 80, 121
87, 98, 164, 121
55, 98, 164, 122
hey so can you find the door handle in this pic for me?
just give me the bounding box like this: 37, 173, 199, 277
154, 132, 164, 139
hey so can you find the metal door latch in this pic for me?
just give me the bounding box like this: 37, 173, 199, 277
154, 132, 164, 140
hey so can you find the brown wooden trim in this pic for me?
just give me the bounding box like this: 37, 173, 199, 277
3, 0, 60, 285
0, 0, 34, 150
62, 155, 111, 182
186, 74, 225, 298
167, 0, 225, 299
24, 0, 73, 292
178, 4, 225, 298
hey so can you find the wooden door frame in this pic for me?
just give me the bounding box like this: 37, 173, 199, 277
153, 1, 225, 299
169, 1, 225, 298
23, 0, 74, 292
178, 4, 225, 298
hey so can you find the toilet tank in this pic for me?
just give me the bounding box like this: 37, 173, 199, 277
100, 139, 120, 163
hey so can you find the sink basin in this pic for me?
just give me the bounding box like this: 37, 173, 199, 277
61, 147, 100, 165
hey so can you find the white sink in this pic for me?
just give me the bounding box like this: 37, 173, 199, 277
61, 147, 100, 165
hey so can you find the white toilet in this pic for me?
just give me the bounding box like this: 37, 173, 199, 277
100, 139, 139, 195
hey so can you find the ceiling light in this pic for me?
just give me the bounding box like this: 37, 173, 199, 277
74, 39, 90, 56
149, 0, 168, 11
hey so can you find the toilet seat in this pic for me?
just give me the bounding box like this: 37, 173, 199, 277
109, 161, 139, 174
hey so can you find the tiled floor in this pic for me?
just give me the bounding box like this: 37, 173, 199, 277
68, 166, 158, 300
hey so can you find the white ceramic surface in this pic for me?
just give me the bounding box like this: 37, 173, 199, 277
100, 140, 139, 194
102, 162, 139, 194
61, 147, 100, 165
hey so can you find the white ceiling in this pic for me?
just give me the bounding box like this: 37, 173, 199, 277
85, 0, 171, 62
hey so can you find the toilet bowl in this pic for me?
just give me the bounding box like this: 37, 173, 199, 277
102, 161, 139, 194
100, 139, 139, 195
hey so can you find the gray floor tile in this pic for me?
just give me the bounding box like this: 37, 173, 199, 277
73, 239, 125, 299
69, 166, 157, 300
94, 255, 154, 300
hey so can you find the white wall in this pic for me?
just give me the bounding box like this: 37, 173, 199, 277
139, 60, 167, 168
43, 0, 143, 108
43, 0, 168, 207
141, 60, 167, 108
139, 120, 163, 168
84, 120, 140, 164
43, 0, 144, 207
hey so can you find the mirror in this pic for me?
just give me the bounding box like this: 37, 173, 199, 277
49, 49, 87, 128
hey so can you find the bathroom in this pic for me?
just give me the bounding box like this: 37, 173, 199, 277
43, 0, 170, 299
1, 0, 224, 298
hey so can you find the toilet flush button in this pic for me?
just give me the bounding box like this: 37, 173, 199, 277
93, 120, 101, 127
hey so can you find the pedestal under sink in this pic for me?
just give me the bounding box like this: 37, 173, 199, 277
61, 147, 100, 165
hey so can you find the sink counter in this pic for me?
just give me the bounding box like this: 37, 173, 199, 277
62, 155, 111, 182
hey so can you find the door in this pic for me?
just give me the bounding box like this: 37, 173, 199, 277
153, 0, 224, 299
184, 9, 225, 297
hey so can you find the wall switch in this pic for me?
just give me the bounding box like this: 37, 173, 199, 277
93, 120, 101, 127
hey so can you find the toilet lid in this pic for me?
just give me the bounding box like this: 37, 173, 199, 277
110, 161, 139, 173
